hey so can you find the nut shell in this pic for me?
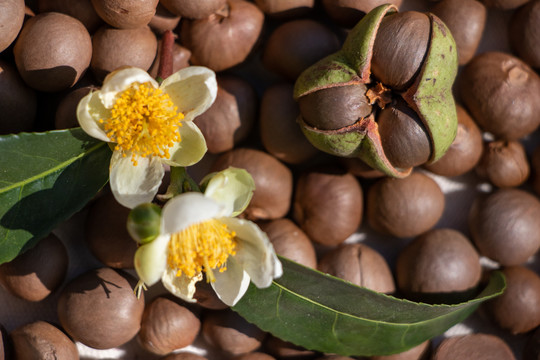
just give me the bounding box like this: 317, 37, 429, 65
57, 267, 145, 349
13, 12, 92, 92
432, 334, 515, 360
475, 140, 530, 188
367, 172, 444, 238
11, 321, 79, 360
509, 0, 540, 68
0, 0, 25, 53
160, 0, 226, 19
469, 188, 540, 265
91, 0, 158, 28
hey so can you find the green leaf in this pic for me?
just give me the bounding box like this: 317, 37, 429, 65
233, 257, 506, 356
0, 129, 111, 264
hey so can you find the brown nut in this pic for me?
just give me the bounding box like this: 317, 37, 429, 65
293, 166, 363, 246
523, 326, 540, 360
321, 0, 402, 28
193, 279, 228, 310
432, 334, 515, 360
57, 267, 145, 349
487, 266, 540, 334
259, 83, 318, 165
202, 309, 266, 356
194, 75, 256, 154
138, 297, 201, 355
160, 353, 208, 360
0, 0, 25, 53
480, 0, 529, 9
469, 188, 540, 266
254, 0, 314, 18
258, 218, 317, 269
459, 51, 540, 140
55, 86, 96, 129
85, 191, 137, 268
367, 172, 444, 238
148, 3, 181, 34
377, 97, 432, 169
396, 228, 481, 302
160, 0, 226, 19
0, 59, 36, 135
475, 140, 530, 188
38, 0, 103, 33
10, 321, 79, 360
91, 0, 158, 28
318, 243, 395, 293
211, 148, 293, 221
262, 19, 340, 81
90, 25, 157, 82
423, 105, 483, 177
13, 12, 92, 92
430, 0, 487, 65
509, 0, 540, 69
371, 11, 431, 91
232, 352, 276, 360
180, 0, 264, 72
371, 340, 430, 360
0, 233, 68, 302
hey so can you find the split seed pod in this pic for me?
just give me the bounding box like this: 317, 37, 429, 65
294, 4, 458, 177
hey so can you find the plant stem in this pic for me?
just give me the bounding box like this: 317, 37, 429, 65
158, 166, 200, 201
156, 30, 175, 83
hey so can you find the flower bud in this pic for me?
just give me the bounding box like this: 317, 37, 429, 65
127, 203, 162, 244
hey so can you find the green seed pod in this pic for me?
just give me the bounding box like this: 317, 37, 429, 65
127, 203, 162, 244
294, 4, 458, 177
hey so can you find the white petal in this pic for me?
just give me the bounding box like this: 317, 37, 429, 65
161, 192, 226, 235
211, 257, 251, 306
109, 151, 165, 209
76, 90, 111, 142
162, 270, 203, 303
220, 217, 282, 288
162, 121, 207, 167
203, 168, 255, 217
100, 67, 159, 108
134, 234, 169, 286
160, 66, 217, 122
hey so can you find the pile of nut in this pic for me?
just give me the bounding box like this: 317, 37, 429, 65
1, 0, 540, 359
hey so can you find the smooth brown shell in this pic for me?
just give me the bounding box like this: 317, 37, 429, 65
38, 0, 103, 33
377, 98, 432, 169
91, 0, 158, 28
160, 0, 226, 19
321, 0, 402, 28
432, 334, 515, 360
367, 172, 444, 238
459, 51, 540, 140
318, 243, 395, 293
202, 310, 266, 356
91, 25, 157, 82
480, 0, 529, 9
293, 166, 363, 246
259, 83, 318, 164
0, 0, 25, 52
469, 188, 540, 265
55, 86, 96, 129
371, 11, 431, 91
396, 228, 481, 299
0, 233, 68, 302
262, 19, 340, 81
232, 352, 276, 360
161, 353, 208, 360
475, 140, 530, 188
85, 191, 137, 269
180, 0, 264, 72
57, 267, 145, 349
211, 148, 293, 221
509, 0, 540, 68
430, 0, 487, 65
254, 0, 314, 17
487, 266, 540, 334
0, 60, 36, 134
148, 3, 181, 34
194, 75, 256, 154
298, 84, 371, 130
13, 12, 92, 92
258, 218, 317, 269
423, 105, 483, 177
138, 297, 201, 355
11, 321, 79, 360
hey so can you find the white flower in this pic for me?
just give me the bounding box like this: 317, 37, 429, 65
133, 168, 283, 306
77, 66, 217, 209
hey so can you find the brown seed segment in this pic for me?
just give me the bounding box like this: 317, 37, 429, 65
432, 333, 515, 360
371, 11, 431, 91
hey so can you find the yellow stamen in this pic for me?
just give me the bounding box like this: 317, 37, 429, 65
167, 219, 237, 283
100, 82, 184, 166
